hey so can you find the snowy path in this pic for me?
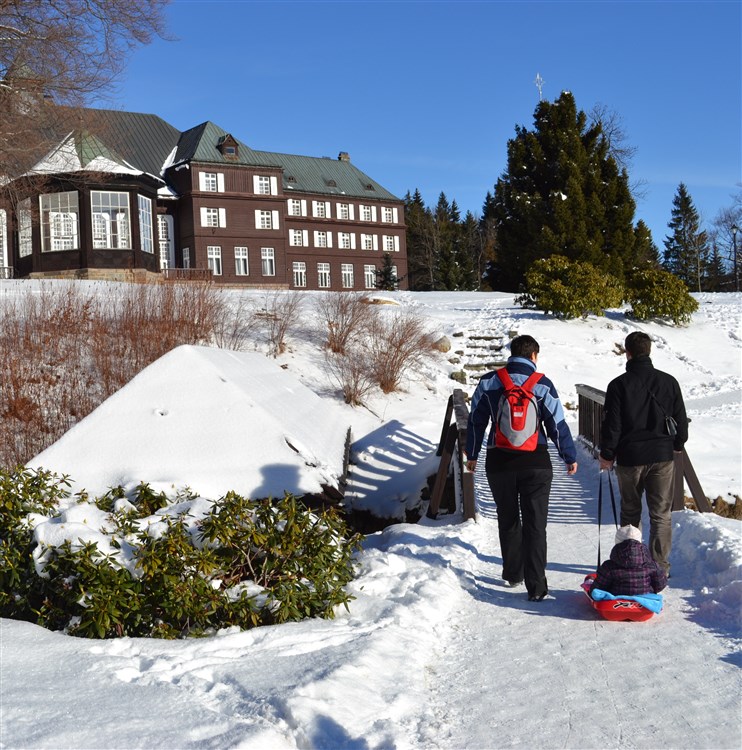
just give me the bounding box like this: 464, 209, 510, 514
418, 447, 741, 750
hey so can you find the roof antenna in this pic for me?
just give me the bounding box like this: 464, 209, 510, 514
534, 72, 544, 101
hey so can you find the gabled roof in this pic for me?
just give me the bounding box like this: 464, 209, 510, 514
19, 107, 400, 201
171, 120, 400, 201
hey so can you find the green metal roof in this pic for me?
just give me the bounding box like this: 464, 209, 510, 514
172, 120, 400, 201
32, 108, 401, 201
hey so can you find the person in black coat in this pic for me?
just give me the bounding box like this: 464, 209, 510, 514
598, 332, 688, 576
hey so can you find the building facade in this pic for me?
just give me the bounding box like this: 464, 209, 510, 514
0, 109, 407, 290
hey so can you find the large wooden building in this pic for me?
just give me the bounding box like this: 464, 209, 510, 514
0, 109, 407, 290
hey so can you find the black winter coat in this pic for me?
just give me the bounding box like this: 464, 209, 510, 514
600, 355, 688, 466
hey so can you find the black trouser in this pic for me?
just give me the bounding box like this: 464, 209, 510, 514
485, 454, 553, 598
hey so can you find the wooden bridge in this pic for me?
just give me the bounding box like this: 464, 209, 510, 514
427, 384, 711, 520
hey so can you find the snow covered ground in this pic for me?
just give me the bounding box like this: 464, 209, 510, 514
1, 285, 740, 749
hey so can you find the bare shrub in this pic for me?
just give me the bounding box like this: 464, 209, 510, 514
210, 294, 260, 350
315, 291, 372, 354
324, 348, 377, 406
366, 311, 436, 393
258, 291, 303, 357
0, 280, 231, 469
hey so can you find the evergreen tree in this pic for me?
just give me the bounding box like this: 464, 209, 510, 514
374, 253, 399, 291
404, 190, 437, 291
488, 92, 642, 291
662, 183, 710, 292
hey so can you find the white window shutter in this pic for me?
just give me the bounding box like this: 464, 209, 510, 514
198, 172, 206, 190
327, 232, 333, 248
200, 207, 208, 226
253, 176, 260, 193
371, 206, 377, 222
392, 208, 399, 223
270, 176, 278, 195
272, 210, 279, 229
255, 209, 261, 228
312, 201, 318, 216
349, 204, 355, 220
302, 229, 309, 245
301, 200, 307, 216
350, 233, 356, 250
217, 174, 225, 192
394, 235, 400, 252
314, 230, 319, 245
218, 208, 226, 227
373, 234, 378, 251
325, 201, 331, 217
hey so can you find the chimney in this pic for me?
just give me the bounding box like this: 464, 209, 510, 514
338, 151, 350, 162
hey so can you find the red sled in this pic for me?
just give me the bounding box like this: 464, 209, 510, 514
581, 574, 657, 622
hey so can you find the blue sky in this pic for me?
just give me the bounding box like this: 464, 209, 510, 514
105, 0, 740, 248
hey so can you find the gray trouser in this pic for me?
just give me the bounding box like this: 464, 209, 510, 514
615, 461, 675, 574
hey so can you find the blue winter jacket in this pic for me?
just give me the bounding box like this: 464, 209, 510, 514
465, 356, 577, 466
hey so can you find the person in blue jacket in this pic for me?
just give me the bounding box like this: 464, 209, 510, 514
465, 335, 578, 601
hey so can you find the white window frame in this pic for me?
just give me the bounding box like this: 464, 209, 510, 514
382, 206, 398, 223
201, 207, 226, 228
337, 203, 350, 220
18, 199, 32, 257
339, 232, 352, 249
138, 195, 154, 254
261, 247, 275, 276
157, 215, 175, 269
199, 172, 224, 192
207, 245, 222, 276
40, 191, 79, 253
293, 261, 307, 288
312, 200, 331, 218
315, 231, 328, 248
383, 235, 400, 252
288, 198, 307, 216
364, 264, 376, 289
317, 262, 331, 289
91, 191, 130, 249
182, 247, 190, 269
255, 210, 279, 230
360, 204, 376, 222
235, 246, 249, 276
290, 229, 308, 247
341, 263, 354, 289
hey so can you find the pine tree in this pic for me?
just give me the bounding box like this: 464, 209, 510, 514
663, 183, 710, 292
489, 92, 642, 291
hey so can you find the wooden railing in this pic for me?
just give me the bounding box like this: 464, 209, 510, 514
427, 389, 476, 521
576, 383, 712, 513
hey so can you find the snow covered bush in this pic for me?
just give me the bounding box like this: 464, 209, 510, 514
625, 267, 699, 325
0, 468, 363, 639
516, 255, 624, 319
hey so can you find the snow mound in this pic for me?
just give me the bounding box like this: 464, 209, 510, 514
29, 345, 350, 501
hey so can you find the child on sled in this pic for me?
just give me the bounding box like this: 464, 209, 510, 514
590, 525, 667, 596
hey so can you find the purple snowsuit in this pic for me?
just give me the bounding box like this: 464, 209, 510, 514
593, 540, 667, 596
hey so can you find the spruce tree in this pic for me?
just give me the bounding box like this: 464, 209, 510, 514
489, 92, 642, 291
374, 253, 399, 291
404, 190, 437, 291
663, 183, 710, 292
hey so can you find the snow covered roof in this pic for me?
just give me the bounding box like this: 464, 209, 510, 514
29, 345, 350, 502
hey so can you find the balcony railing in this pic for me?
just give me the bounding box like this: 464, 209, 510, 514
160, 268, 213, 282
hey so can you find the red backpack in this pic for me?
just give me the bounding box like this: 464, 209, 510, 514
494, 369, 544, 451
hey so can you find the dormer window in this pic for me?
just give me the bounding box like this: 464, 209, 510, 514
217, 134, 239, 160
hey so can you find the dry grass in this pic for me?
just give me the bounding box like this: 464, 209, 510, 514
0, 282, 230, 469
